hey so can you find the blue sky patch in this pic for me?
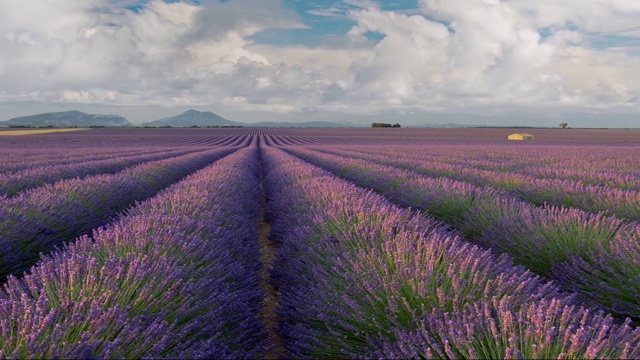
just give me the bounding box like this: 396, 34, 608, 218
591, 34, 640, 49
249, 0, 419, 46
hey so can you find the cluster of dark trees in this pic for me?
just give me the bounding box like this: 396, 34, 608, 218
371, 123, 401, 128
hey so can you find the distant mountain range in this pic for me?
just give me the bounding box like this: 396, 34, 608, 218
5, 109, 635, 129
140, 110, 353, 128
1, 109, 353, 128
140, 109, 244, 127
1, 110, 131, 127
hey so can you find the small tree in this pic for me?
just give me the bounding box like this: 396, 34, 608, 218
559, 123, 568, 129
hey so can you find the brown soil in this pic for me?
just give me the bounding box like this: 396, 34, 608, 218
257, 161, 288, 359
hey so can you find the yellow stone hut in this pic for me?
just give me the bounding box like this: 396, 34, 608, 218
507, 133, 535, 140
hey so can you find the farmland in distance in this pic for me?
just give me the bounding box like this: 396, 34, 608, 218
1, 126, 640, 359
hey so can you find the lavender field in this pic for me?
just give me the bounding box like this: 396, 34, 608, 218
1, 127, 640, 358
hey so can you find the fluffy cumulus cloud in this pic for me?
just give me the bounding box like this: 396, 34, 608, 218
339, 0, 640, 114
0, 0, 639, 124
0, 0, 313, 108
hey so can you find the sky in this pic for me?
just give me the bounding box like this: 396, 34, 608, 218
1, 0, 639, 127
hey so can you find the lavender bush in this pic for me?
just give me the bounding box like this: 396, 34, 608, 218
0, 146, 266, 358
285, 146, 640, 320
0, 147, 238, 281
0, 127, 638, 358
0, 148, 202, 196
262, 145, 640, 358
312, 146, 640, 221
0, 147, 160, 174
374, 298, 640, 359
316, 143, 640, 190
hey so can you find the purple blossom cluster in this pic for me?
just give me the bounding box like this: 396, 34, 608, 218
285, 146, 640, 320
0, 145, 266, 358
0, 127, 638, 358
262, 144, 640, 358
0, 147, 154, 174
309, 143, 639, 185
376, 298, 640, 359
0, 148, 203, 196
311, 146, 640, 221
0, 147, 238, 281
260, 133, 336, 146
0, 128, 261, 150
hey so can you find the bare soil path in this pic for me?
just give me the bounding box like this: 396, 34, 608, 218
257, 149, 288, 359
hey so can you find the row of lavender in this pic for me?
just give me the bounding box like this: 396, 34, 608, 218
1, 132, 638, 357
0, 146, 240, 281
0, 147, 169, 174
260, 133, 337, 146
308, 146, 640, 221
0, 128, 261, 150
0, 148, 208, 196
0, 144, 267, 358
263, 145, 640, 358
285, 147, 640, 321
0, 132, 257, 176
294, 143, 640, 190
0, 138, 249, 178
322, 144, 640, 189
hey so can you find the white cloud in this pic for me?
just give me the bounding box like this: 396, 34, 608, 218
0, 0, 638, 125
307, 7, 346, 18
330, 2, 565, 112
0, 0, 313, 108
507, 0, 640, 34
345, 8, 451, 105
344, 0, 380, 10
333, 0, 640, 114
247, 43, 365, 81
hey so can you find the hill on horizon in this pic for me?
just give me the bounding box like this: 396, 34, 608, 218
140, 110, 244, 127
1, 111, 131, 127
3, 109, 360, 128
140, 109, 354, 128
